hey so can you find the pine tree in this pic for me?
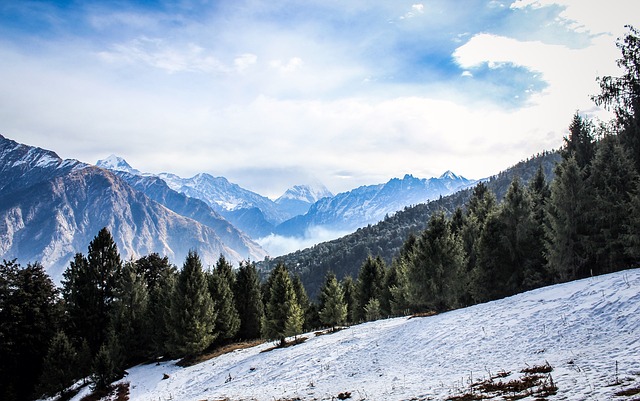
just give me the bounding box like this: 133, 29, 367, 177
292, 274, 317, 331
148, 265, 176, 358
168, 251, 217, 357
318, 272, 347, 331
264, 263, 303, 346
91, 343, 117, 391
234, 261, 264, 340
208, 256, 240, 342
340, 276, 357, 324
585, 135, 640, 274
109, 261, 150, 364
0, 262, 61, 401
406, 212, 465, 312
355, 256, 386, 321
136, 253, 172, 292
63, 228, 123, 354
545, 157, 588, 282
562, 112, 595, 172
37, 331, 79, 398
471, 210, 509, 303
460, 183, 498, 305
593, 25, 640, 173
388, 260, 410, 315
523, 167, 552, 289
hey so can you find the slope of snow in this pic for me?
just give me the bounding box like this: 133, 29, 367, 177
72, 269, 640, 401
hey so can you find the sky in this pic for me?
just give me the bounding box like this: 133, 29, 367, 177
1, 1, 639, 198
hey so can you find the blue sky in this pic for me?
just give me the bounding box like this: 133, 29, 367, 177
1, 0, 638, 197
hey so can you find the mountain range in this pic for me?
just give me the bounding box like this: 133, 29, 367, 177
1, 134, 478, 280
97, 155, 476, 249
0, 135, 266, 282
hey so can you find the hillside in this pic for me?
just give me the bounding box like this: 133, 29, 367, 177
73, 268, 640, 401
260, 150, 560, 299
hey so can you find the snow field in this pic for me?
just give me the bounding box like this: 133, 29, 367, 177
80, 269, 640, 401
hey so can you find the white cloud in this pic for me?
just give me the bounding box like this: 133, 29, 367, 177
234, 53, 258, 72
269, 57, 304, 73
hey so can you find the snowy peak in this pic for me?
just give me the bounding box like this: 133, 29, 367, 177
96, 154, 141, 175
276, 182, 333, 204
439, 170, 460, 180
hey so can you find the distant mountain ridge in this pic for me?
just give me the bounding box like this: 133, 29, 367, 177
273, 171, 476, 238
97, 155, 333, 239
0, 136, 266, 282
96, 155, 477, 254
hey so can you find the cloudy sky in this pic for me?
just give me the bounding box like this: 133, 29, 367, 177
1, 1, 638, 198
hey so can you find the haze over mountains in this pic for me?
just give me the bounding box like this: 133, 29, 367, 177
1, 134, 477, 280
97, 154, 476, 255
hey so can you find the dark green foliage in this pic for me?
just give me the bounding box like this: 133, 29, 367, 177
406, 212, 465, 312
63, 228, 123, 354
264, 263, 304, 346
0, 261, 60, 401
318, 272, 348, 330
292, 274, 317, 331
545, 157, 588, 282
562, 112, 595, 172
110, 261, 150, 364
209, 256, 240, 342
584, 135, 640, 274
593, 25, 640, 173
258, 152, 560, 301
234, 261, 264, 340
136, 252, 172, 292
524, 166, 552, 289
91, 342, 118, 391
147, 264, 177, 358
355, 256, 386, 321
340, 275, 357, 324
37, 331, 80, 398
168, 250, 217, 357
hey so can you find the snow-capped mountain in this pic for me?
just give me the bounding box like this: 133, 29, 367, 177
275, 172, 476, 237
74, 268, 640, 401
97, 156, 334, 239
96, 154, 142, 175
275, 182, 334, 216
0, 135, 266, 282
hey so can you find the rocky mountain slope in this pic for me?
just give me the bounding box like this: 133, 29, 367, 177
0, 135, 266, 282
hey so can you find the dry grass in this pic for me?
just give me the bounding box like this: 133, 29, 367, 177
178, 339, 265, 367
80, 382, 129, 401
447, 363, 557, 401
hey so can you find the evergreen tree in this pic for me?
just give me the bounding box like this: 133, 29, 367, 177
136, 253, 172, 292
63, 228, 123, 354
318, 272, 347, 331
0, 262, 60, 401
340, 276, 357, 324
355, 256, 386, 321
363, 298, 382, 322
562, 112, 595, 172
388, 260, 410, 315
471, 210, 509, 303
585, 135, 640, 274
37, 331, 79, 398
460, 183, 498, 306
148, 265, 176, 358
593, 25, 640, 172
292, 274, 317, 331
626, 181, 640, 262
545, 157, 588, 282
523, 166, 552, 289
234, 261, 264, 340
110, 261, 150, 364
264, 263, 304, 346
91, 343, 117, 391
168, 251, 217, 357
208, 256, 240, 342
406, 212, 465, 312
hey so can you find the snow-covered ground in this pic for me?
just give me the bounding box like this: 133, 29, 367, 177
74, 269, 640, 400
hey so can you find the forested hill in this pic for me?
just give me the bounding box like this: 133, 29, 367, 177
258, 150, 561, 299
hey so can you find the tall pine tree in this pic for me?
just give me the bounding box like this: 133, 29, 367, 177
168, 251, 217, 357
318, 272, 347, 331
234, 261, 264, 340
208, 255, 240, 343
264, 263, 304, 346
